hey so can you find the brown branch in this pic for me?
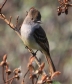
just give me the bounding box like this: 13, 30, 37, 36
24, 69, 29, 78
5, 66, 9, 84
0, 14, 15, 29
0, 55, 22, 84
35, 75, 39, 84
9, 16, 12, 26
5, 76, 15, 83
9, 79, 13, 84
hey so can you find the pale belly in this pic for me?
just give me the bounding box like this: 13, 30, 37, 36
21, 24, 41, 50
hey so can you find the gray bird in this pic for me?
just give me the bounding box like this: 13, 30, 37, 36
21, 7, 56, 75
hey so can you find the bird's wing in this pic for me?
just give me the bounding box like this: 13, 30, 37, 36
33, 25, 56, 74
33, 25, 50, 54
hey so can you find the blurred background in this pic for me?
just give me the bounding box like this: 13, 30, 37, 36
0, 0, 72, 84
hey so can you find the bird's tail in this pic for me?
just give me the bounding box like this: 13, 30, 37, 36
44, 51, 56, 75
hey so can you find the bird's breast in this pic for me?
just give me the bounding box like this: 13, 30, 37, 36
21, 24, 35, 48
21, 24, 40, 49
21, 24, 32, 43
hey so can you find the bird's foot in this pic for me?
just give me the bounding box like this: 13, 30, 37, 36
25, 46, 38, 56
32, 50, 38, 56
31, 50, 39, 62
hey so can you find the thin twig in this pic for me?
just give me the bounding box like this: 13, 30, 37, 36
24, 69, 29, 78
5, 76, 15, 83
32, 78, 34, 84
9, 79, 13, 84
2, 66, 5, 83
9, 16, 12, 25
35, 75, 39, 84
15, 15, 19, 27
6, 73, 8, 84
0, 0, 7, 11
5, 66, 9, 84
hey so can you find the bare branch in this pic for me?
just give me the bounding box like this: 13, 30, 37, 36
15, 15, 19, 28
9, 16, 12, 26
24, 69, 29, 78
0, 0, 7, 12
5, 76, 16, 83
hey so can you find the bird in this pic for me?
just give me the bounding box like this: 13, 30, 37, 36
20, 7, 56, 75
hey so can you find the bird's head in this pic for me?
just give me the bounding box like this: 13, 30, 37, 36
26, 7, 41, 22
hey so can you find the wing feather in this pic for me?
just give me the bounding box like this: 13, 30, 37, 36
33, 26, 50, 55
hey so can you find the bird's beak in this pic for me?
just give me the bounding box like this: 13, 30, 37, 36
37, 21, 42, 24
33, 20, 42, 24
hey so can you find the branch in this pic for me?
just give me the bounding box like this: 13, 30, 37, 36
57, 0, 72, 15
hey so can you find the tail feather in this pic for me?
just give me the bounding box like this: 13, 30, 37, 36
44, 51, 56, 75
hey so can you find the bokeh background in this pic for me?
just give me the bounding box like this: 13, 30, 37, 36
0, 0, 72, 84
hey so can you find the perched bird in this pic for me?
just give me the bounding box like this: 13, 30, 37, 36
21, 7, 56, 75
